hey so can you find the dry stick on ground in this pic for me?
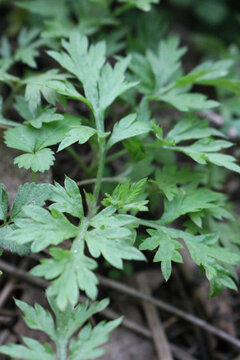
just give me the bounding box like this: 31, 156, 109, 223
101, 305, 197, 360
0, 259, 29, 309
0, 281, 16, 308
137, 273, 173, 360
97, 274, 240, 349
0, 259, 240, 349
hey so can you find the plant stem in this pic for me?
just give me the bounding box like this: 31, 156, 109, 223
31, 171, 36, 183
106, 149, 128, 164
93, 142, 105, 203
66, 147, 89, 175
105, 143, 159, 165
57, 339, 68, 360
90, 111, 106, 214
72, 217, 89, 254
77, 175, 124, 187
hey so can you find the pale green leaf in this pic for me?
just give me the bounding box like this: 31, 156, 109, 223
24, 69, 67, 112
49, 177, 84, 219
159, 91, 219, 111
31, 248, 98, 310
107, 113, 151, 149
140, 228, 183, 280
102, 179, 148, 212
0, 184, 8, 221
118, 0, 160, 11
14, 148, 55, 172
58, 126, 96, 152
69, 319, 121, 360
0, 225, 31, 255
7, 206, 78, 252
10, 183, 52, 221
0, 338, 55, 360
165, 138, 240, 173
160, 187, 223, 225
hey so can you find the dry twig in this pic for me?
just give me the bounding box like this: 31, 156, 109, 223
137, 273, 173, 360
0, 260, 240, 350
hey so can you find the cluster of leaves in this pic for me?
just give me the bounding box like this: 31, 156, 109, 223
0, 295, 121, 360
0, 0, 240, 359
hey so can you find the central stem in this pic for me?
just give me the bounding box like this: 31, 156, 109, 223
93, 141, 105, 203
57, 338, 68, 360
91, 110, 106, 215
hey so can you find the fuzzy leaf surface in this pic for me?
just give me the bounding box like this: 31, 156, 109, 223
7, 206, 78, 252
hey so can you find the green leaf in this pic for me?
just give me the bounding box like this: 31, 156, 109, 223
130, 36, 186, 95
48, 32, 136, 115
98, 56, 137, 113
16, 0, 69, 18
0, 293, 119, 360
152, 165, 206, 201
32, 248, 98, 310
107, 113, 151, 149
0, 225, 30, 255
165, 116, 224, 144
147, 36, 186, 90
86, 208, 145, 269
102, 179, 149, 212
49, 177, 84, 219
58, 126, 97, 152
48, 32, 106, 109
118, 0, 160, 11
0, 184, 8, 221
24, 69, 67, 112
52, 297, 110, 340
69, 319, 121, 360
165, 138, 240, 173
7, 206, 78, 252
130, 37, 232, 110
14, 28, 48, 68
183, 233, 240, 295
34, 80, 92, 108
10, 183, 52, 221
140, 228, 183, 280
14, 148, 55, 172
15, 299, 56, 340
5, 124, 39, 153
4, 116, 79, 172
160, 187, 223, 225
175, 59, 233, 87
25, 107, 64, 129
158, 91, 219, 111
0, 338, 55, 360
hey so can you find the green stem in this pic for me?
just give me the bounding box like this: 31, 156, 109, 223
72, 217, 89, 254
92, 142, 106, 208
105, 143, 159, 165
90, 111, 106, 214
57, 339, 68, 360
106, 149, 128, 164
66, 147, 89, 175
77, 175, 124, 187
31, 171, 36, 183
